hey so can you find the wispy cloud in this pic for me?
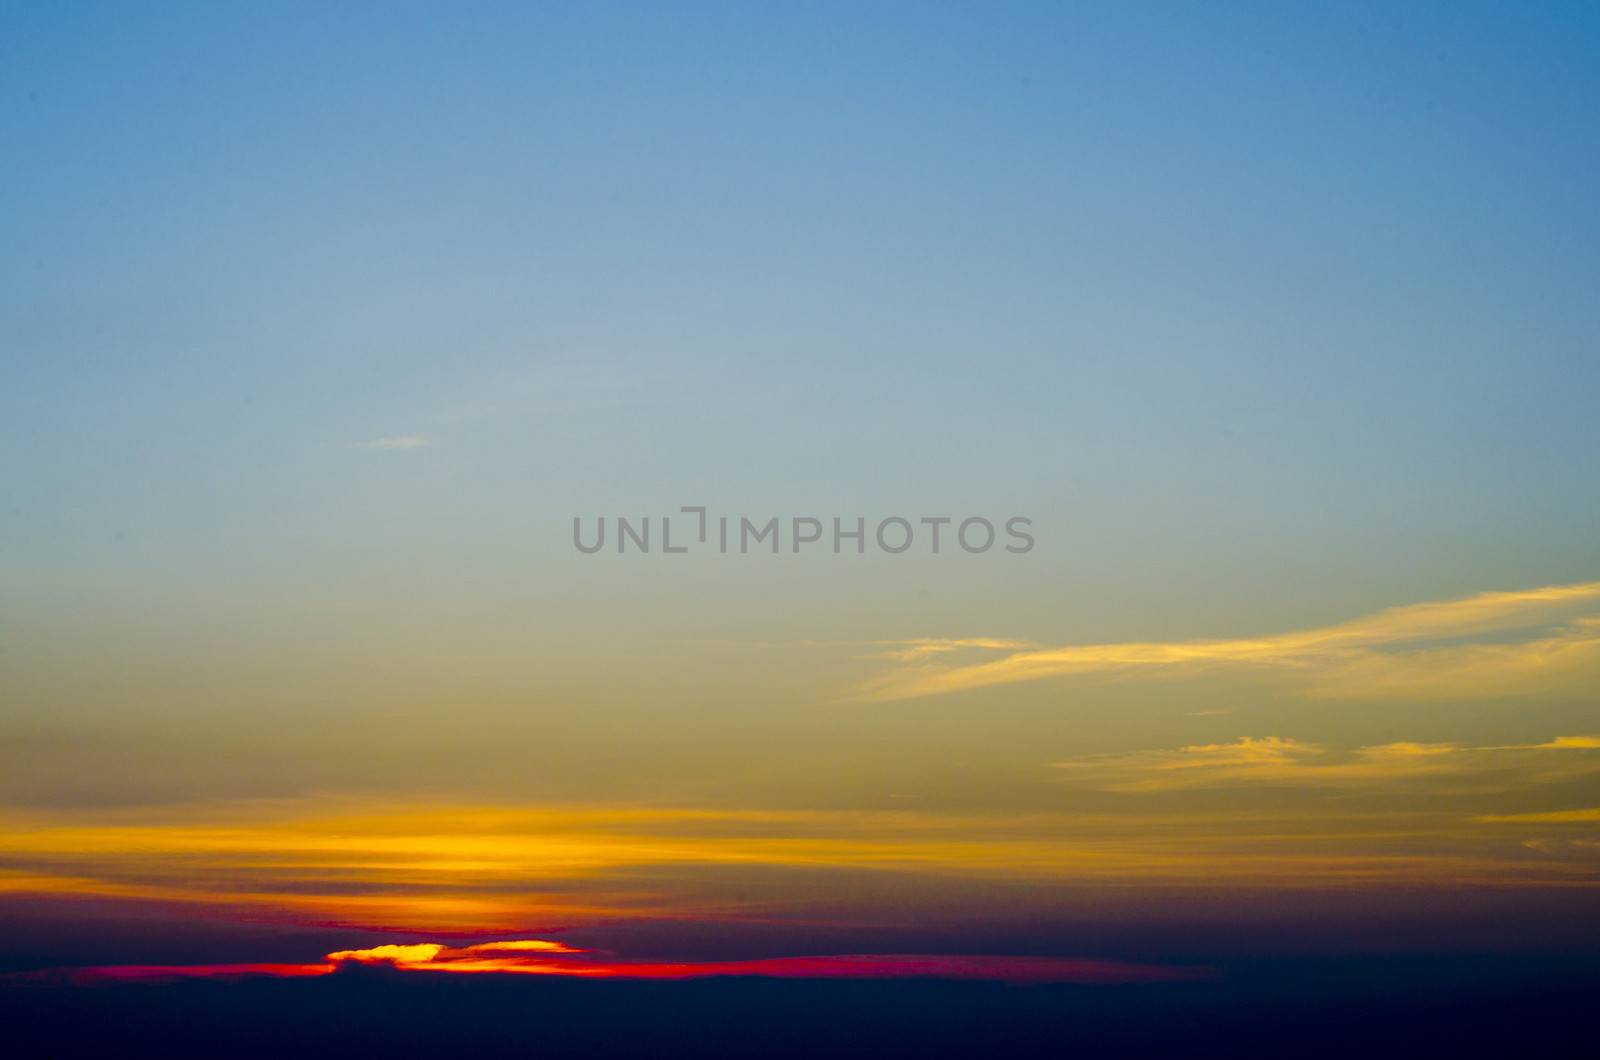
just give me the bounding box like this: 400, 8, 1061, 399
854, 581, 1600, 702
359, 435, 430, 450
1052, 735, 1600, 793
868, 638, 1038, 662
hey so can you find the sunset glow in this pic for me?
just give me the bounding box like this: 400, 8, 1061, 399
4, 4, 1598, 1055
34, 940, 1202, 986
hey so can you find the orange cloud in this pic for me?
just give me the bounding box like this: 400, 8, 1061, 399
324, 943, 447, 964
5, 789, 1600, 935
320, 939, 587, 974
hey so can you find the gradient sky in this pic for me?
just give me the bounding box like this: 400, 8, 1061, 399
3, 2, 1600, 972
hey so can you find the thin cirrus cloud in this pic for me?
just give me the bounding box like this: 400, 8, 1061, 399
1051, 735, 1600, 793
853, 581, 1600, 702
867, 637, 1039, 662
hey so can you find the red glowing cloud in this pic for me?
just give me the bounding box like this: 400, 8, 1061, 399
26, 938, 1205, 986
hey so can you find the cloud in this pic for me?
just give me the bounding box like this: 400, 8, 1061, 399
1476, 808, 1600, 824
1052, 735, 1600, 793
1303, 618, 1600, 700
854, 581, 1600, 702
8, 787, 1600, 933
1537, 736, 1600, 749
867, 638, 1038, 662
323, 939, 584, 973
317, 942, 1202, 983
33, 942, 1205, 986
469, 939, 581, 953
359, 435, 430, 450
325, 943, 447, 964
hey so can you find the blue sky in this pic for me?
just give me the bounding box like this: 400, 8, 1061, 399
3, 1, 1598, 733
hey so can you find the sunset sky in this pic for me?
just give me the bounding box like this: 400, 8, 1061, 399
3, 1, 1600, 993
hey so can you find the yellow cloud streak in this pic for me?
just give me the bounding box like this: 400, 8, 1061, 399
855, 581, 1600, 701
1052, 735, 1600, 793
1477, 808, 1600, 824
4, 796, 1599, 933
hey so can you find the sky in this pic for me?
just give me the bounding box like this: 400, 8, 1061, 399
3, 1, 1600, 979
